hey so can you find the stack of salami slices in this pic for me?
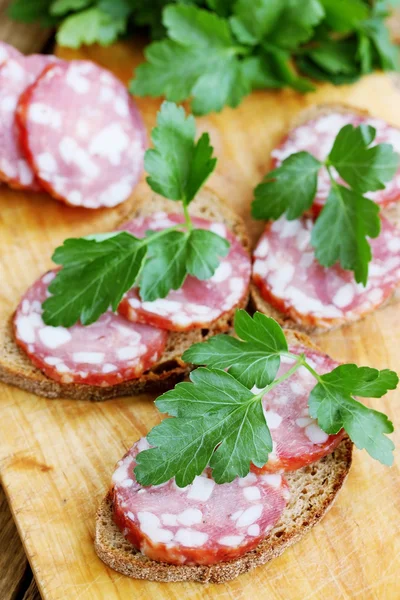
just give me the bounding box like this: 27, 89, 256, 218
11, 197, 251, 399
252, 107, 400, 332
97, 340, 349, 577
0, 41, 145, 208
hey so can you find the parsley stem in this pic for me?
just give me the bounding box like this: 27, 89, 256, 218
252, 359, 303, 402
251, 351, 324, 405
141, 224, 182, 246
183, 202, 193, 232
295, 356, 322, 383
326, 164, 340, 193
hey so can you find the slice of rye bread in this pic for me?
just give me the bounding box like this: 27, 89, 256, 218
96, 438, 352, 584
94, 328, 353, 583
0, 187, 250, 401
250, 103, 400, 335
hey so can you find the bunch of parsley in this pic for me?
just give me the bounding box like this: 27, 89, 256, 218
9, 0, 400, 115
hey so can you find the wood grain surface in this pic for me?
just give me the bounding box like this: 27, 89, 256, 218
0, 485, 31, 600
0, 40, 399, 600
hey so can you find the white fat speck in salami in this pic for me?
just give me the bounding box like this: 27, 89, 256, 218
271, 111, 400, 213
112, 438, 288, 565
253, 216, 400, 329
251, 346, 345, 474
0, 54, 58, 190
0, 42, 21, 66
16, 60, 146, 208
117, 213, 251, 331
13, 271, 167, 386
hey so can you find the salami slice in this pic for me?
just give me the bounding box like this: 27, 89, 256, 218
251, 347, 345, 474
271, 111, 400, 214
13, 271, 167, 386
117, 212, 251, 331
112, 438, 289, 565
16, 60, 146, 208
0, 54, 57, 190
0, 41, 21, 65
252, 216, 400, 329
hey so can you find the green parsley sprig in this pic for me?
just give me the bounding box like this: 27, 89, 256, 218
134, 310, 397, 487
42, 102, 229, 327
130, 1, 399, 115
9, 1, 399, 115
252, 123, 399, 285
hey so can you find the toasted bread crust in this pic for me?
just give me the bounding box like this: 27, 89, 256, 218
0, 188, 250, 400
250, 103, 400, 335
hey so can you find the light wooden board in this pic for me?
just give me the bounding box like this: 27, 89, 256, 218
0, 485, 29, 600
0, 40, 399, 600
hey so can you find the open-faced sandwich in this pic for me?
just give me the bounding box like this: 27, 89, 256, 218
95, 311, 396, 583
251, 104, 400, 333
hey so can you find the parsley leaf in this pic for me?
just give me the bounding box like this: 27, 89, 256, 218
139, 231, 188, 302
309, 365, 398, 465
166, 2, 232, 46
295, 55, 361, 85
241, 55, 283, 90
131, 5, 251, 115
263, 49, 316, 92
145, 102, 217, 204
186, 229, 230, 279
266, 0, 325, 51
43, 233, 146, 326
50, 0, 91, 16
183, 310, 288, 388
230, 0, 282, 46
319, 0, 369, 31
135, 368, 272, 486
252, 152, 322, 220
328, 124, 399, 193
304, 39, 359, 75
361, 17, 399, 71
97, 0, 132, 19
130, 41, 203, 101
206, 0, 235, 17
139, 228, 229, 301
56, 7, 127, 48
311, 185, 380, 285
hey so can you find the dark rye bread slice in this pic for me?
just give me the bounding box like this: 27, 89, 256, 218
250, 103, 400, 335
0, 187, 250, 401
95, 439, 352, 584
94, 330, 353, 584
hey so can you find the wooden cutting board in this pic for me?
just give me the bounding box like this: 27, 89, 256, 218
0, 40, 399, 600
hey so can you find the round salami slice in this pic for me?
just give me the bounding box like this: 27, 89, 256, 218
0, 41, 21, 66
0, 54, 57, 190
251, 347, 345, 474
13, 271, 167, 386
271, 111, 400, 214
112, 438, 289, 565
16, 60, 146, 209
117, 212, 251, 331
252, 216, 400, 329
